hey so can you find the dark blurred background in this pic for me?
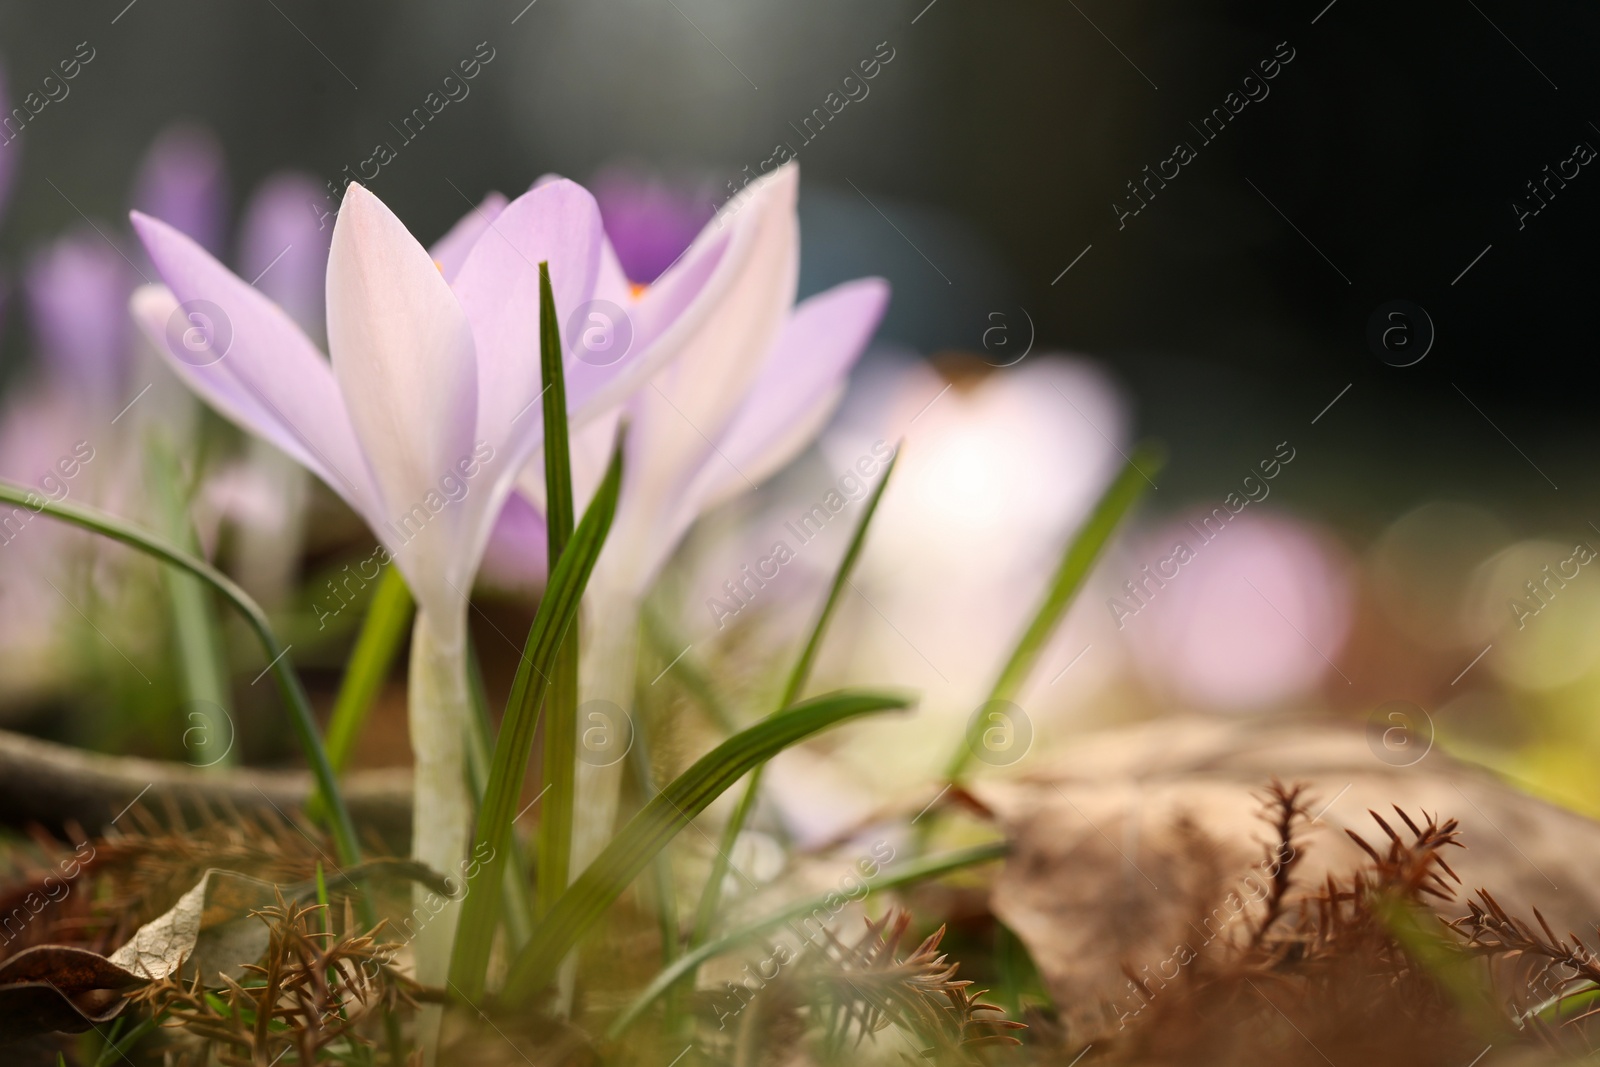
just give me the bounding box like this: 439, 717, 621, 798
0, 0, 1595, 533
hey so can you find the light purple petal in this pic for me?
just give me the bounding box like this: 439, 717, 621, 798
449, 179, 605, 466
326, 183, 478, 614
567, 165, 798, 427
687, 277, 889, 515
237, 171, 333, 342
131, 124, 229, 257
600, 165, 801, 591
429, 192, 508, 283
130, 213, 376, 519
568, 228, 724, 413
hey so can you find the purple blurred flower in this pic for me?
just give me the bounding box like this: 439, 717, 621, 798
24, 228, 136, 404
131, 124, 228, 257
591, 167, 713, 284
237, 172, 333, 341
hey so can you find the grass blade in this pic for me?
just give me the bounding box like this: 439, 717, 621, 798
501, 688, 914, 1003
944, 441, 1164, 780
147, 436, 233, 767
0, 481, 360, 865
626, 704, 679, 966
92, 1015, 157, 1067
447, 428, 625, 1000
777, 446, 902, 708
689, 447, 900, 948
465, 637, 534, 950
322, 565, 413, 774
608, 840, 1007, 1038
535, 261, 580, 919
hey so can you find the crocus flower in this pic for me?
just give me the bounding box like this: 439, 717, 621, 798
0, 124, 230, 699
497, 163, 890, 872
237, 172, 331, 341
131, 124, 229, 258
25, 229, 138, 408
127, 165, 814, 985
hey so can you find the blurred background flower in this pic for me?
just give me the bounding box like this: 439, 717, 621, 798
1123, 511, 1353, 711
590, 166, 714, 285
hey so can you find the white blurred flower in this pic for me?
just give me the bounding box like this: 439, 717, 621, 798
746, 353, 1130, 843
822, 354, 1128, 700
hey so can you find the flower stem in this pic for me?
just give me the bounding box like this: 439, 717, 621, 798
408, 603, 472, 1058
570, 586, 642, 879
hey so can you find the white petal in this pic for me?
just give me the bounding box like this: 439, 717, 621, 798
568, 166, 799, 427
683, 277, 889, 518
326, 184, 479, 614
602, 165, 801, 591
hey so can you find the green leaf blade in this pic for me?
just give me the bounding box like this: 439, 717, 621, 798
0, 481, 360, 865
147, 437, 233, 768
502, 687, 913, 1003
536, 260, 580, 919
689, 446, 900, 948
447, 428, 625, 999
945, 441, 1164, 781
323, 564, 413, 775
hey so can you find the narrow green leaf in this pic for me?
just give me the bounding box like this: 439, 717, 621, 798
501, 688, 913, 1003
776, 446, 901, 710
323, 565, 413, 773
607, 840, 1007, 1038
464, 636, 534, 950
0, 481, 360, 866
537, 260, 575, 553
147, 437, 233, 767
687, 763, 762, 951
626, 704, 679, 967
535, 260, 580, 919
690, 447, 900, 948
448, 428, 625, 1000
944, 441, 1164, 781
